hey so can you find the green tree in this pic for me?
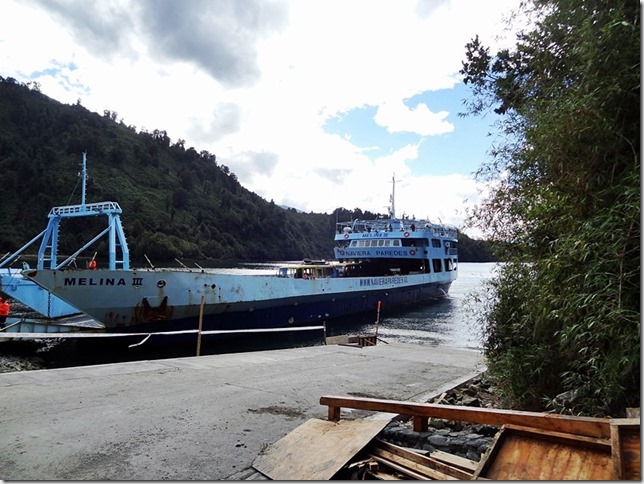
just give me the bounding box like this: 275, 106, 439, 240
461, 0, 639, 415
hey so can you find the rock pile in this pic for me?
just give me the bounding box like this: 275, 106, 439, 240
380, 420, 497, 462
0, 354, 47, 373
378, 374, 502, 462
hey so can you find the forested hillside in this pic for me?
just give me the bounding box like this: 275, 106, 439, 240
0, 77, 492, 264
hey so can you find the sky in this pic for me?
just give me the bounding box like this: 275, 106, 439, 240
0, 0, 523, 238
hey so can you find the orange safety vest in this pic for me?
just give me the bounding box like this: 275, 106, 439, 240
0, 301, 10, 317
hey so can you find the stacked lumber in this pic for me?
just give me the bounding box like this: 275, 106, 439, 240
340, 438, 478, 480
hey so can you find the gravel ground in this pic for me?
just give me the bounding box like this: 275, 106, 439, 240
0, 353, 48, 372
0, 339, 54, 372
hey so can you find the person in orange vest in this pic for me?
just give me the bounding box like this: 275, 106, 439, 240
0, 296, 10, 327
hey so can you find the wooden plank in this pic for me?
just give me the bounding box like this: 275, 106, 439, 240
610, 418, 640, 480
497, 424, 612, 450
320, 395, 611, 438
359, 335, 377, 346
369, 447, 459, 480
252, 418, 389, 480
367, 470, 404, 480
412, 414, 428, 432
327, 405, 341, 421
430, 449, 478, 472
368, 453, 443, 480
324, 335, 351, 345
473, 428, 505, 479
474, 425, 614, 480
374, 439, 475, 480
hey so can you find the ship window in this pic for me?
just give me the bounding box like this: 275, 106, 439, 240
350, 240, 357, 247
452, 258, 458, 270
378, 239, 385, 247
359, 240, 366, 247
432, 258, 442, 272
431, 239, 441, 248
393, 240, 400, 246
444, 258, 453, 271
384, 240, 390, 246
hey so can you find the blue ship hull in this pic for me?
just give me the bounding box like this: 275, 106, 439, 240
23, 268, 456, 335
103, 279, 452, 334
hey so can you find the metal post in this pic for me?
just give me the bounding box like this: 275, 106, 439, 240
375, 300, 381, 338
196, 295, 205, 356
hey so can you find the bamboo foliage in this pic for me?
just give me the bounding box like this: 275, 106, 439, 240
461, 0, 640, 415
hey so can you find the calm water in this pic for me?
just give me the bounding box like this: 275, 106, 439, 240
4, 262, 498, 367
324, 262, 498, 350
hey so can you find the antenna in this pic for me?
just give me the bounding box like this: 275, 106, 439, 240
388, 173, 401, 218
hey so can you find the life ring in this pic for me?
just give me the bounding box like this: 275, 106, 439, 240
403, 231, 410, 238
343, 233, 349, 239
410, 249, 416, 255
88, 259, 97, 270
339, 250, 345, 255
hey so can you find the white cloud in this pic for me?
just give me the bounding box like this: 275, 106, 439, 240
374, 100, 454, 136
0, 0, 523, 239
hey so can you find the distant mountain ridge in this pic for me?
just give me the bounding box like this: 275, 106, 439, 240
0, 76, 494, 264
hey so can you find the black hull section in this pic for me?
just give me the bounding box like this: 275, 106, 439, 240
106, 281, 452, 335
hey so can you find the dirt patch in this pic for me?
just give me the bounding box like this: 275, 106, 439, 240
248, 406, 305, 419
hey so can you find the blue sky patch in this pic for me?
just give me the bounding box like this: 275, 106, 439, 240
324, 83, 499, 177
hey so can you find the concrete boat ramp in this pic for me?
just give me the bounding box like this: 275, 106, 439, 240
0, 341, 483, 480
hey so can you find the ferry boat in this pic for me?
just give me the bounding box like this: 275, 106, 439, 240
23, 177, 458, 334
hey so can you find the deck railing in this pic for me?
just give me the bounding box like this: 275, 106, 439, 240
49, 201, 122, 217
